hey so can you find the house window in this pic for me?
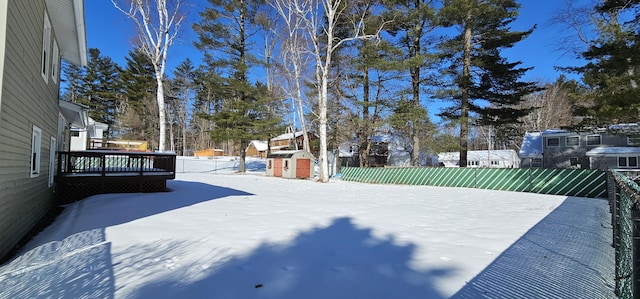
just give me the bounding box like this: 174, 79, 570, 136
71, 130, 80, 137
618, 157, 639, 168
531, 158, 542, 168
546, 137, 560, 147
566, 136, 579, 147
51, 40, 59, 83
41, 12, 51, 82
31, 125, 42, 178
570, 157, 579, 166
586, 135, 601, 146
491, 160, 499, 166
48, 137, 56, 187
628, 136, 640, 145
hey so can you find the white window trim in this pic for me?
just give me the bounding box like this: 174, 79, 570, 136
531, 158, 543, 168
586, 135, 602, 146
48, 137, 56, 187
31, 125, 42, 178
41, 12, 51, 83
566, 136, 580, 147
546, 137, 560, 147
628, 136, 640, 145
617, 156, 639, 168
51, 40, 59, 83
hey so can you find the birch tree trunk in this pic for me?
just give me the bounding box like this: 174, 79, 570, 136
112, 0, 184, 152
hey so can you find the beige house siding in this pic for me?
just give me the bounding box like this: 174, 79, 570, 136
0, 1, 61, 259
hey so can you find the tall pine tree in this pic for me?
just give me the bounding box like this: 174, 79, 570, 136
119, 48, 158, 146
193, 0, 283, 172
80, 48, 122, 137
571, 0, 640, 125
438, 0, 537, 167
383, 0, 439, 166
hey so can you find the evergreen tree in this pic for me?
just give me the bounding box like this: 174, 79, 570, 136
193, 0, 283, 172
169, 58, 196, 155
437, 0, 537, 167
60, 61, 85, 103
570, 0, 640, 125
119, 48, 157, 146
383, 0, 439, 166
80, 48, 122, 137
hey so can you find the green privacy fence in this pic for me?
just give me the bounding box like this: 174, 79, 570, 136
609, 171, 640, 298
340, 167, 608, 198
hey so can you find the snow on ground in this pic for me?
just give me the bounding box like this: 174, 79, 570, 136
0, 156, 615, 298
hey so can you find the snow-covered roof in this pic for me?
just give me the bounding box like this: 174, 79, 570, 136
519, 131, 543, 158
586, 147, 640, 157
438, 150, 518, 161
247, 140, 268, 151
371, 134, 391, 143
271, 131, 304, 141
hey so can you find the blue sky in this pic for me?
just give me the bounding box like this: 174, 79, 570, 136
83, 0, 589, 124
85, 1, 586, 82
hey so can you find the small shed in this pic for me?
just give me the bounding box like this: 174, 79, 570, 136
266, 150, 315, 179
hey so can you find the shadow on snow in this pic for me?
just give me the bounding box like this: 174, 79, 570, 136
129, 217, 456, 299
451, 196, 616, 298
0, 180, 251, 299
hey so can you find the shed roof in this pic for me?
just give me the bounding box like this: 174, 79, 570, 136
267, 150, 313, 159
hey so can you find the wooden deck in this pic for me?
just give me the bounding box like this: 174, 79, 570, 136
56, 151, 176, 203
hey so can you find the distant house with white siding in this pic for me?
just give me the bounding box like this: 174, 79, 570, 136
0, 0, 87, 260
438, 150, 520, 168
70, 117, 108, 151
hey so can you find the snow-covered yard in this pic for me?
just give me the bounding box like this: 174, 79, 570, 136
0, 157, 615, 298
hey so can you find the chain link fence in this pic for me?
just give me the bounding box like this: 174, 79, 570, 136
609, 170, 640, 298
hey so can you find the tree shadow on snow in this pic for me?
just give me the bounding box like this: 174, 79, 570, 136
0, 181, 251, 298
129, 217, 457, 299
0, 229, 115, 299
451, 197, 616, 298
60, 180, 253, 235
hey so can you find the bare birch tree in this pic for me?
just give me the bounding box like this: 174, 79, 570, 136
112, 0, 185, 152
271, 0, 313, 153
279, 0, 384, 182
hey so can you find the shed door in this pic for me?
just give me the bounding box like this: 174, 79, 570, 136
274, 158, 283, 177
296, 158, 311, 178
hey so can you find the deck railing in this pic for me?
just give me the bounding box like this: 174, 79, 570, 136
55, 151, 176, 203
57, 150, 176, 178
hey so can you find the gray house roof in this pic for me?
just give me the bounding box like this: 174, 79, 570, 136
586, 147, 640, 157
519, 131, 543, 158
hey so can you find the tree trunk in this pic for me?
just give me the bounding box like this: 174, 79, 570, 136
157, 76, 166, 152
459, 12, 472, 168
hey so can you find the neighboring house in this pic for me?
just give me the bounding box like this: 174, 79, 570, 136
586, 147, 640, 170
438, 150, 520, 168
246, 140, 268, 158
0, 0, 87, 259
70, 117, 108, 151
519, 127, 640, 169
270, 130, 318, 155
336, 134, 438, 168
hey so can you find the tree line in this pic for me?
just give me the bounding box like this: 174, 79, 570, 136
61, 0, 640, 180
